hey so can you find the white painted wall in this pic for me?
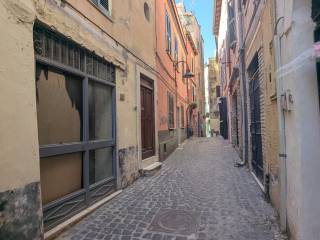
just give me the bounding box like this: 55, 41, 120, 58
277, 0, 320, 239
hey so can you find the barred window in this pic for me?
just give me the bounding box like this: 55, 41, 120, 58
33, 25, 115, 83
168, 92, 174, 129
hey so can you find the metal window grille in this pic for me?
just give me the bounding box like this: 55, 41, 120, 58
34, 25, 115, 83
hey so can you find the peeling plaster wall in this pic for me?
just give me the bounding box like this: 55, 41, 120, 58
0, 1, 42, 239
33, 0, 156, 184
0, 0, 157, 237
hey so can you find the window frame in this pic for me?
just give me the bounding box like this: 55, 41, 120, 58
165, 10, 172, 55
174, 35, 179, 61
168, 92, 175, 129
181, 105, 185, 128
90, 0, 112, 18
34, 24, 117, 231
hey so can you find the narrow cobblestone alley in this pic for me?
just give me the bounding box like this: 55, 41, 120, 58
57, 138, 285, 240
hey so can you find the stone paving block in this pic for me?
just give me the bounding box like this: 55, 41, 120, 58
56, 138, 287, 240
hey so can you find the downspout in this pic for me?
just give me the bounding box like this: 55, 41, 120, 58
236, 1, 248, 166
273, 3, 287, 232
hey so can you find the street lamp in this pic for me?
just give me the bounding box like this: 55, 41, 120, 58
173, 60, 195, 79
173, 60, 195, 138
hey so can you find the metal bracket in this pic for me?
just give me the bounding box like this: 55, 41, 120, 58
279, 153, 287, 158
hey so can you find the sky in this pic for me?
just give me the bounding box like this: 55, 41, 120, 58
176, 0, 216, 64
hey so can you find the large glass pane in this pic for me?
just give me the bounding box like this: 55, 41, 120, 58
89, 148, 113, 185
89, 81, 113, 140
36, 66, 83, 145
40, 153, 83, 205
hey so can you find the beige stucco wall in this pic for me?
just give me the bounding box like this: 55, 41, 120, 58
0, 0, 157, 190
0, 0, 40, 191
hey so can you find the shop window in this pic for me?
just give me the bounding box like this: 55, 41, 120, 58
89, 81, 113, 140
89, 148, 113, 185
34, 24, 116, 230
36, 68, 83, 145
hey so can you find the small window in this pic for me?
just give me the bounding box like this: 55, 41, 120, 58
91, 0, 110, 15
174, 35, 178, 60
165, 10, 172, 55
168, 92, 174, 129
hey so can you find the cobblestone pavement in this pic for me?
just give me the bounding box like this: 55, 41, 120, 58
57, 137, 287, 240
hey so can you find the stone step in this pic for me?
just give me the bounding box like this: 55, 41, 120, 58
141, 162, 162, 177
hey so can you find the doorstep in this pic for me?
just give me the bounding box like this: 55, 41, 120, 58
45, 190, 122, 240
141, 162, 162, 177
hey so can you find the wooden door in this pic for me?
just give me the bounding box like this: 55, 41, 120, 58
141, 76, 155, 159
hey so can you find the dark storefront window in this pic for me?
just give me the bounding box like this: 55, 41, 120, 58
34, 24, 116, 231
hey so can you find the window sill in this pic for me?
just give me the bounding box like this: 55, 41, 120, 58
89, 1, 113, 23
168, 128, 175, 131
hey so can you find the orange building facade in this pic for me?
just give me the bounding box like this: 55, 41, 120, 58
156, 0, 203, 161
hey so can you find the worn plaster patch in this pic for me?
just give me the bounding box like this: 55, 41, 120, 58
118, 146, 139, 188
0, 182, 43, 240
2, 0, 36, 24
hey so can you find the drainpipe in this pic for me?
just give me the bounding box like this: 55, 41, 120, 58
236, 1, 249, 166
273, 6, 287, 232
